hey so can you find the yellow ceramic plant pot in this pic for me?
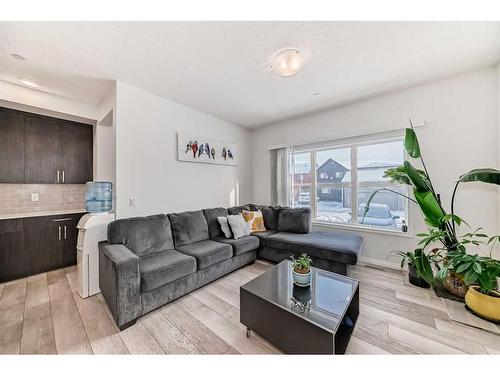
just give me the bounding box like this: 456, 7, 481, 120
465, 286, 500, 322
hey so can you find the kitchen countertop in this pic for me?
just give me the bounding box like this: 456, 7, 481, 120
0, 209, 88, 220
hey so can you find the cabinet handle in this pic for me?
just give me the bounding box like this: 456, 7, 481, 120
64, 225, 67, 239
58, 226, 61, 241
62, 170, 65, 183
53, 218, 72, 222
57, 170, 60, 183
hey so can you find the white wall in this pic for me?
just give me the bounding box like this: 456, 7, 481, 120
114, 81, 252, 218
94, 83, 117, 187
251, 68, 500, 265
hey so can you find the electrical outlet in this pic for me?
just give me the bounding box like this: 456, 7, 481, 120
129, 197, 137, 207
31, 192, 39, 202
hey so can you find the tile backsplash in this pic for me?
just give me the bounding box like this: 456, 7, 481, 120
0, 184, 86, 215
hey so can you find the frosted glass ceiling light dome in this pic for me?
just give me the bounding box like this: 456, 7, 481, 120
272, 49, 305, 77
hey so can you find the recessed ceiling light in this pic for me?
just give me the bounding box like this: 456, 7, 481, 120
11, 53, 26, 61
18, 78, 39, 88
271, 49, 306, 77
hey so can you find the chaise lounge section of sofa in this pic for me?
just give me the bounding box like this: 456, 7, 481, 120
99, 204, 362, 330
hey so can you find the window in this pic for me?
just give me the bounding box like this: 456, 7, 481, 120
290, 138, 407, 232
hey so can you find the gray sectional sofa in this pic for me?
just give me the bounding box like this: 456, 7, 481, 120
99, 204, 362, 330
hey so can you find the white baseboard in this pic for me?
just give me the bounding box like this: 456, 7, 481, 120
358, 256, 402, 271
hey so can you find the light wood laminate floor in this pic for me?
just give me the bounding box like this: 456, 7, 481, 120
1, 260, 499, 355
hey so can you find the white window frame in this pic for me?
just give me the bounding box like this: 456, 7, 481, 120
289, 133, 410, 236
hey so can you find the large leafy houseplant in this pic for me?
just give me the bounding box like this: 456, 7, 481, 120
364, 120, 500, 289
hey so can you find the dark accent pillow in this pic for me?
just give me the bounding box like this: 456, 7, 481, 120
247, 203, 265, 212
228, 205, 251, 215
278, 208, 311, 234
202, 207, 229, 239
168, 210, 210, 247
107, 214, 175, 257
261, 206, 280, 231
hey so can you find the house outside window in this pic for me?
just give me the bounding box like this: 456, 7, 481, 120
290, 138, 408, 232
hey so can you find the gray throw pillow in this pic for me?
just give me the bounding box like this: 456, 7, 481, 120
278, 208, 311, 234
217, 216, 233, 239
227, 214, 250, 239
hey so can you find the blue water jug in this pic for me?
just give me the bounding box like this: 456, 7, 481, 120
85, 182, 113, 213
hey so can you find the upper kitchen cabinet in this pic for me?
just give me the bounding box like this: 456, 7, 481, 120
0, 107, 25, 183
24, 113, 61, 183
0, 107, 94, 184
59, 120, 93, 184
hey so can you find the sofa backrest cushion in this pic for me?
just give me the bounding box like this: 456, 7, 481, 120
107, 214, 174, 257
228, 205, 251, 215
260, 206, 280, 231
278, 208, 311, 234
202, 207, 229, 239
168, 210, 210, 247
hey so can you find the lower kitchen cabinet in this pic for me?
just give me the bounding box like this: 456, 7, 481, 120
0, 219, 27, 282
0, 212, 84, 282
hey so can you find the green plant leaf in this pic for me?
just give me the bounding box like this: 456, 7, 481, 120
404, 161, 429, 192
405, 128, 421, 158
456, 262, 472, 274
413, 190, 446, 228
436, 266, 449, 280
414, 248, 434, 286
458, 168, 500, 185
464, 269, 478, 285
472, 262, 482, 274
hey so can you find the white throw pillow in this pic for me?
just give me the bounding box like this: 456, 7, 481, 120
227, 214, 250, 239
217, 216, 233, 239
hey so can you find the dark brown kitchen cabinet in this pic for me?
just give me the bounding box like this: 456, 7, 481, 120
0, 213, 84, 283
24, 113, 61, 183
0, 107, 25, 183
59, 120, 93, 184
0, 106, 94, 184
0, 219, 27, 282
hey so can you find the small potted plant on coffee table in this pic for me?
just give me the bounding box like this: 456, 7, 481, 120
291, 253, 312, 287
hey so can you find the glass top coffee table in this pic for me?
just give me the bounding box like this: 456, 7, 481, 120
240, 260, 359, 354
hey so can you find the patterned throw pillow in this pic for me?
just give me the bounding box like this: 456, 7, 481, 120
242, 210, 267, 233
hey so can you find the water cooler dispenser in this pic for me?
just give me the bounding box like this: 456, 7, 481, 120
76, 182, 115, 298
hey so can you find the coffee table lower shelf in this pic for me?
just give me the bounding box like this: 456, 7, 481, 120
240, 287, 359, 354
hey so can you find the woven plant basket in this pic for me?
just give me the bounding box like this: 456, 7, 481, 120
444, 271, 468, 298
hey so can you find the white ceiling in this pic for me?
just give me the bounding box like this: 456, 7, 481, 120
1, 22, 500, 128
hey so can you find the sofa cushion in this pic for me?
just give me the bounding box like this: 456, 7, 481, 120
228, 205, 251, 215
266, 231, 362, 265
176, 240, 233, 269
202, 207, 229, 239
139, 250, 196, 292
250, 230, 277, 246
108, 214, 174, 257
168, 210, 210, 247
261, 206, 280, 230
213, 235, 260, 256
278, 208, 311, 234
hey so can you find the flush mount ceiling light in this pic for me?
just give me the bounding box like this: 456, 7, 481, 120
18, 78, 39, 88
271, 49, 306, 77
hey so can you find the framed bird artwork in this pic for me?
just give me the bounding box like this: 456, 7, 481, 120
177, 131, 238, 166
